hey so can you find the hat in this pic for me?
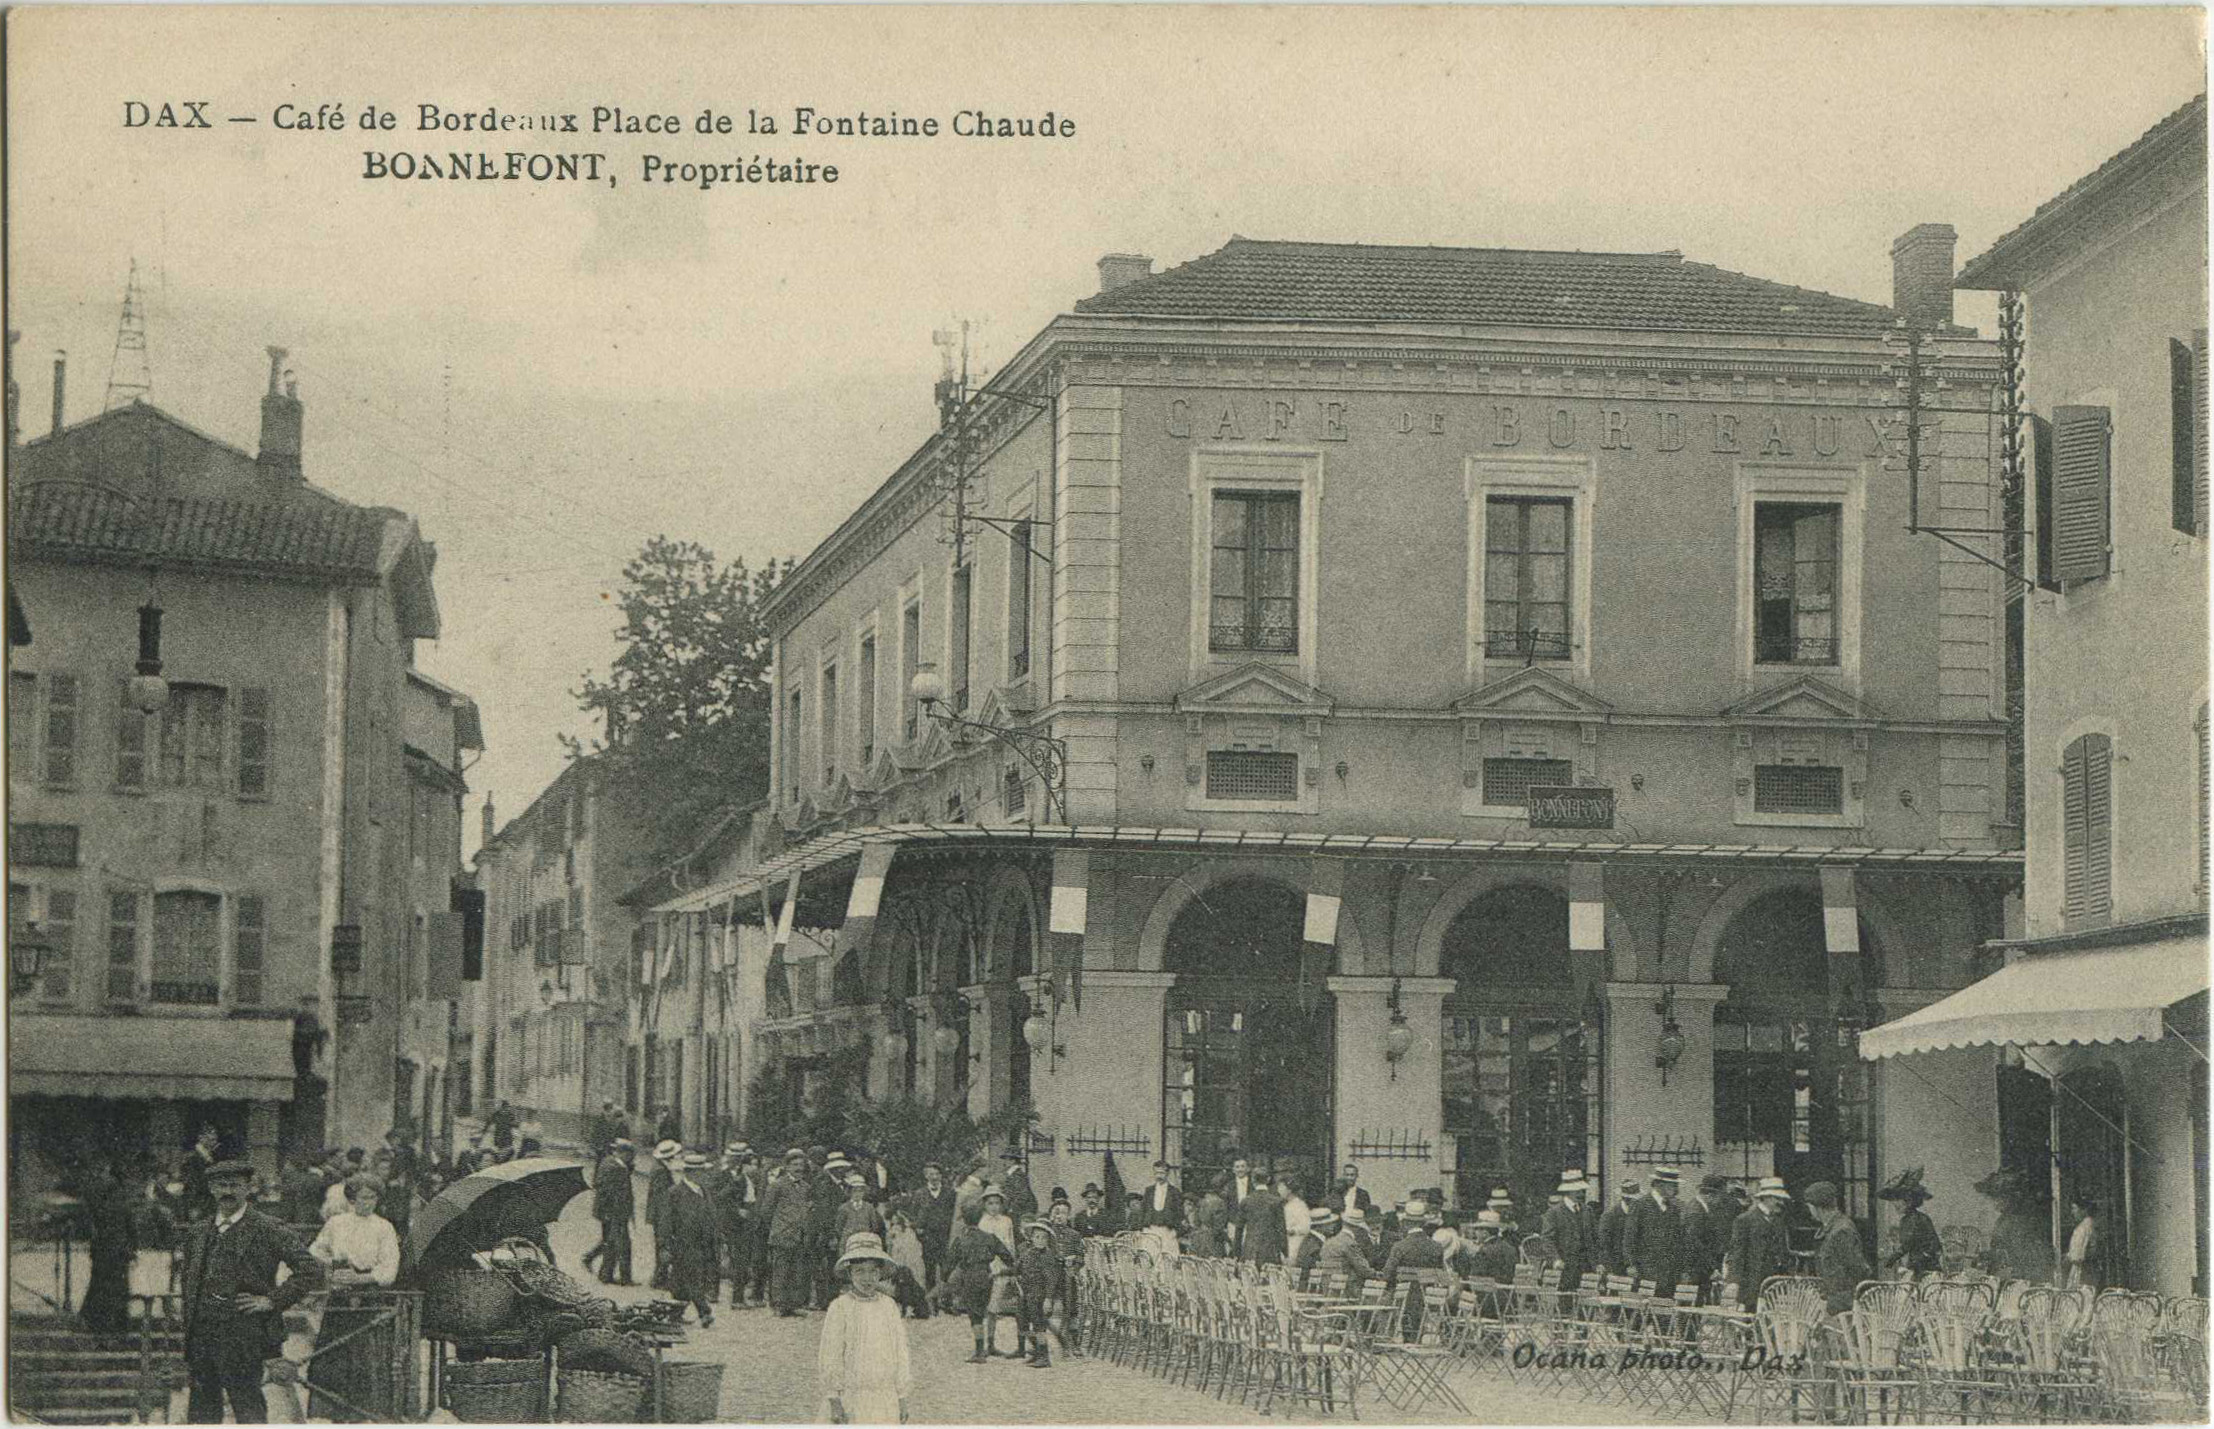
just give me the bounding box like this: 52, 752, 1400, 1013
725, 1142, 750, 1156
1025, 1219, 1055, 1236
612, 1138, 634, 1150
845, 1173, 868, 1188
1050, 1186, 1070, 1205
1877, 1167, 1933, 1205
785, 1147, 808, 1162
1342, 1206, 1367, 1225
1557, 1172, 1590, 1195
824, 1157, 853, 1174
1309, 1207, 1339, 1230
1699, 1173, 1729, 1194
1803, 1180, 1841, 1210
1651, 1167, 1681, 1186
1402, 1199, 1427, 1219
982, 1184, 1006, 1203
1474, 1209, 1504, 1230
1618, 1179, 1642, 1197
682, 1152, 711, 1169
836, 1232, 897, 1268
207, 1159, 254, 1182
1756, 1176, 1791, 1201
653, 1140, 681, 1161
1082, 1183, 1103, 1197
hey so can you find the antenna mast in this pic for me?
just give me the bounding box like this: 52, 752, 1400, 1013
105, 260, 153, 410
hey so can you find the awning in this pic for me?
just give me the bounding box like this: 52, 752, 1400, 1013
1860, 937, 2210, 1060
10, 1014, 297, 1101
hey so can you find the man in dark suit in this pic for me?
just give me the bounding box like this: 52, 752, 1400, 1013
1224, 1155, 1256, 1254
760, 1149, 814, 1317
1807, 1180, 1870, 1315
1680, 1173, 1731, 1303
585, 1140, 636, 1284
1598, 1177, 1639, 1278
913, 1163, 959, 1288
1134, 1160, 1184, 1231
1239, 1164, 1287, 1267
1073, 1183, 1118, 1239
1728, 1178, 1792, 1310
179, 1159, 325, 1424
1542, 1172, 1590, 1287
1327, 1163, 1375, 1221
1625, 1166, 1687, 1296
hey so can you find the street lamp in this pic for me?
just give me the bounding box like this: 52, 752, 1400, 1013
1654, 984, 1686, 1085
908, 665, 1069, 822
1382, 978, 1414, 1080
129, 601, 169, 713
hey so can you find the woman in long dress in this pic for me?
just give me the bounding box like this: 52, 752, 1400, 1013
819, 1233, 913, 1423
306, 1177, 402, 1422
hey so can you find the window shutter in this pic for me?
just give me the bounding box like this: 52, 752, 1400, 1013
2173, 339, 2196, 533
2195, 330, 2209, 538
43, 890, 77, 1003
2198, 706, 2210, 894
2051, 406, 2112, 582
2031, 414, 2058, 591
235, 894, 265, 1006
42, 674, 78, 787
106, 892, 140, 1003
115, 681, 147, 791
2062, 736, 2088, 921
237, 687, 271, 798
2082, 733, 2113, 925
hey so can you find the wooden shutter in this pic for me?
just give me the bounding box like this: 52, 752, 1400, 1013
2195, 330, 2209, 538
41, 674, 77, 787
2032, 414, 2058, 591
2174, 339, 2196, 533
237, 687, 271, 798
2051, 406, 2112, 582
2082, 733, 2113, 924
2062, 736, 2089, 921
2199, 706, 2210, 894
106, 892, 140, 1003
115, 681, 148, 791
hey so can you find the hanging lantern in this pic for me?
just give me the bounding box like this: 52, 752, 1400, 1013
1381, 978, 1413, 1080
931, 1023, 960, 1056
128, 601, 169, 714
1022, 1011, 1050, 1053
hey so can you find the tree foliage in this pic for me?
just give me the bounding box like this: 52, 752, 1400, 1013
568, 535, 792, 867
742, 1045, 1037, 1184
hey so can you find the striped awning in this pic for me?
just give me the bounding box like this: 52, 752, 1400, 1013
1860, 938, 2208, 1060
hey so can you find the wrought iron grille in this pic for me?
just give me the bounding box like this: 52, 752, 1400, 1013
1753, 764, 1844, 815
1209, 621, 1297, 654
1481, 757, 1574, 808
1485, 628, 1571, 660
1754, 635, 1840, 665
1205, 750, 1299, 802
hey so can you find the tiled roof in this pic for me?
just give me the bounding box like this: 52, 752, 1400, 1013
1957, 93, 2207, 289
9, 481, 393, 581
1073, 237, 1904, 336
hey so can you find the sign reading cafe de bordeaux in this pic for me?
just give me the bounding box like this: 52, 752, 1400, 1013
1163, 392, 1916, 457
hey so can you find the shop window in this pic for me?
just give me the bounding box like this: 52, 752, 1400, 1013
1484, 496, 1571, 660
1754, 503, 1840, 665
1209, 490, 1299, 654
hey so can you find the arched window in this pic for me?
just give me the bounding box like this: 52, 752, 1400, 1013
1163, 876, 1307, 980
989, 892, 1037, 981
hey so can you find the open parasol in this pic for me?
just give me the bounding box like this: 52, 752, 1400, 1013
407, 1156, 589, 1268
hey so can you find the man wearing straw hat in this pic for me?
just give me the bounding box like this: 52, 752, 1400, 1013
1293, 1206, 1336, 1278
1543, 1171, 1591, 1288
1683, 1172, 1732, 1304
1625, 1165, 1688, 1296
819, 1233, 912, 1424
1598, 1176, 1638, 1278
646, 1139, 680, 1289
761, 1147, 816, 1317
1465, 1209, 1520, 1282
665, 1152, 723, 1328
1726, 1177, 1792, 1310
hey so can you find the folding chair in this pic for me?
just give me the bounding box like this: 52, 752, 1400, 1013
1364, 1280, 1469, 1415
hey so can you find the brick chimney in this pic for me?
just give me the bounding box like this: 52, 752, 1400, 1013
50, 351, 66, 436
1096, 253, 1154, 294
257, 345, 304, 479
1891, 224, 1957, 333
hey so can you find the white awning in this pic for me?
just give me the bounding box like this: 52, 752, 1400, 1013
1860, 937, 2209, 1060
10, 1014, 297, 1101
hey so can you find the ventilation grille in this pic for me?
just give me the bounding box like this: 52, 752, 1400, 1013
1482, 757, 1574, 808
1206, 750, 1299, 802
1754, 764, 1844, 815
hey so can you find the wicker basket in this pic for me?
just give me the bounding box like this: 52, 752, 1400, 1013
554, 1367, 648, 1423
656, 1361, 725, 1424
555, 1326, 658, 1380
424, 1268, 522, 1339
446, 1374, 545, 1423
446, 1356, 544, 1388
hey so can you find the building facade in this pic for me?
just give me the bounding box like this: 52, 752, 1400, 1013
7, 350, 475, 1180
1871, 96, 2208, 1295
473, 759, 646, 1145
397, 667, 486, 1164
651, 236, 2023, 1227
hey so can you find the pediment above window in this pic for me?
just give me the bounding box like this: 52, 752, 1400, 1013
1448, 665, 1613, 721
898, 722, 953, 772
1722, 674, 1882, 726
1174, 662, 1335, 717
862, 745, 902, 792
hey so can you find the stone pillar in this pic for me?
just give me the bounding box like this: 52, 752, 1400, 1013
1052, 381, 1123, 822
1329, 976, 1452, 1211
1040, 972, 1172, 1190
1600, 982, 1730, 1196
962, 984, 999, 1119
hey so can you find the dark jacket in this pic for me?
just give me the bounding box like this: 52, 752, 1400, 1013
1728, 1205, 1789, 1310
593, 1154, 635, 1222
945, 1224, 1014, 1318
1380, 1230, 1445, 1286
1239, 1186, 1288, 1266
1542, 1201, 1587, 1283
833, 1200, 888, 1246
1132, 1182, 1184, 1231
1292, 1231, 1327, 1277
712, 1168, 755, 1240
1002, 1170, 1038, 1224
910, 1184, 957, 1259
1470, 1236, 1520, 1283
1816, 1215, 1871, 1314
645, 1161, 673, 1231
760, 1172, 812, 1249
1014, 1241, 1065, 1308
805, 1171, 845, 1244
1624, 1194, 1687, 1293
179, 1209, 325, 1368
1074, 1205, 1120, 1239
1316, 1230, 1375, 1283
180, 1149, 218, 1224
662, 1179, 722, 1300
1885, 1207, 1942, 1275
1680, 1195, 1728, 1287
1598, 1201, 1634, 1276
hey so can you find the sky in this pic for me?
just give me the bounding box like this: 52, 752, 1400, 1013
7, 5, 2204, 859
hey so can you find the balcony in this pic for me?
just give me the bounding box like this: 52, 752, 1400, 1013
1485, 628, 1571, 661
1755, 634, 1839, 666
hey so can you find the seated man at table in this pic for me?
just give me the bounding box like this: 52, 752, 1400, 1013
1293, 1207, 1336, 1279
1466, 1210, 1520, 1282
1381, 1200, 1446, 1288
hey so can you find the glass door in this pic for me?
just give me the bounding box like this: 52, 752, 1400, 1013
1164, 990, 1333, 1195
1443, 1009, 1599, 1218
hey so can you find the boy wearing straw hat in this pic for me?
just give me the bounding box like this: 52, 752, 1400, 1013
1014, 1219, 1067, 1368
819, 1233, 912, 1424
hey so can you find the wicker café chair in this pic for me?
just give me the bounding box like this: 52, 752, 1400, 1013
1831, 1307, 1917, 1425
1749, 1277, 1832, 1424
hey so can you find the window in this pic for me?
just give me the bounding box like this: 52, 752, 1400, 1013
1481, 756, 1575, 809
107, 892, 139, 1003
2032, 415, 2058, 591
1754, 764, 1845, 815
1484, 497, 1571, 660
158, 685, 226, 790
950, 564, 973, 712
1008, 521, 1033, 678
2173, 338, 2198, 535
10, 672, 37, 777
151, 890, 221, 1005
858, 635, 878, 767
1204, 750, 1299, 802
1754, 504, 1840, 665
237, 687, 272, 798
39, 889, 76, 1002
568, 885, 584, 929
1210, 491, 1299, 654
901, 601, 921, 741
1003, 764, 1026, 817
43, 673, 79, 788
2051, 406, 2112, 583
2061, 732, 2114, 927
786, 685, 803, 804
234, 894, 265, 1006
821, 662, 839, 785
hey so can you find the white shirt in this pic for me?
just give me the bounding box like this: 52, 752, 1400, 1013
2067, 1217, 2096, 1266
1282, 1194, 1311, 1244
321, 1180, 353, 1221
213, 1206, 247, 1236
310, 1212, 401, 1286
1153, 1183, 1170, 1212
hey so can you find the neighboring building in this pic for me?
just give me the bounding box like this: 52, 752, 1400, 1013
647, 233, 2024, 1224
397, 667, 486, 1164
473, 759, 648, 1145
1872, 95, 2209, 1295
6, 348, 474, 1179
